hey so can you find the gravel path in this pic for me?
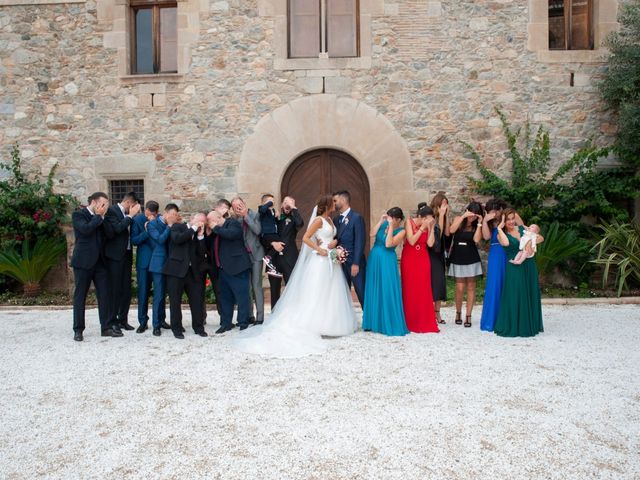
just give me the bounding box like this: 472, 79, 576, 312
1, 305, 639, 479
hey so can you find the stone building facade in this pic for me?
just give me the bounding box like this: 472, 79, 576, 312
0, 0, 621, 226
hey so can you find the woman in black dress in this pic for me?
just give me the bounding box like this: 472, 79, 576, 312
426, 192, 450, 324
448, 201, 484, 327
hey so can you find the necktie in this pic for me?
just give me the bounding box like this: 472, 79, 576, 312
214, 236, 221, 268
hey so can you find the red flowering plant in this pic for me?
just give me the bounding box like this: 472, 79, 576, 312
0, 144, 76, 292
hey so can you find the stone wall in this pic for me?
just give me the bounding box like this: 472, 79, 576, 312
0, 0, 619, 216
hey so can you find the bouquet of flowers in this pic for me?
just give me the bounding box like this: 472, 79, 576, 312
329, 246, 349, 265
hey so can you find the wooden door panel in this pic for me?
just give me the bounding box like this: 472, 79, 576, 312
281, 149, 370, 251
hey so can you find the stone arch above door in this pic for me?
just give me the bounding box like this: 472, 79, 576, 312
237, 95, 415, 223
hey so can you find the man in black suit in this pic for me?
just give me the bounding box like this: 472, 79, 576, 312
163, 211, 209, 339
204, 199, 230, 323
103, 191, 141, 333
268, 196, 304, 308
71, 192, 119, 341
208, 203, 252, 333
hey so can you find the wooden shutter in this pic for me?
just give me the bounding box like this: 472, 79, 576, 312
160, 6, 177, 72
326, 0, 357, 57
289, 0, 320, 58
548, 0, 566, 50
569, 0, 592, 50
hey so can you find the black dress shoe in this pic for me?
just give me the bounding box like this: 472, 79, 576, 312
120, 322, 135, 331
136, 325, 148, 334
101, 328, 123, 337
247, 316, 256, 325
160, 321, 171, 329
74, 332, 83, 342
173, 332, 185, 339
153, 328, 161, 336
112, 325, 123, 334
196, 331, 208, 337
239, 324, 249, 331
215, 325, 232, 334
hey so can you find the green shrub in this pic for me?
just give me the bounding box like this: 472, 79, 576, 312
535, 222, 590, 284
591, 219, 640, 296
0, 237, 67, 296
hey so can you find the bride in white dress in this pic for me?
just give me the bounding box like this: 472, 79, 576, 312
234, 195, 357, 358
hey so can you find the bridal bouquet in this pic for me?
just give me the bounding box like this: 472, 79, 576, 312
329, 246, 349, 265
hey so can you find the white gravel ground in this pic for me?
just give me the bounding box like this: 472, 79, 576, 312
1, 304, 639, 479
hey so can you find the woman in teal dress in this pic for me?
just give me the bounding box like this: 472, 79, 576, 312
494, 209, 545, 337
362, 207, 409, 336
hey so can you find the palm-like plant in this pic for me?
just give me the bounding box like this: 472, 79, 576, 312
0, 237, 66, 296
535, 222, 590, 284
591, 219, 640, 296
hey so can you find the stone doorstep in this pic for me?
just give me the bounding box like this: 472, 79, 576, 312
1, 297, 639, 311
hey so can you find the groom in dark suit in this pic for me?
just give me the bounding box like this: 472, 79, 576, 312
333, 190, 366, 308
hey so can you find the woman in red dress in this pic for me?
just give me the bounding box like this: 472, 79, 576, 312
401, 205, 440, 333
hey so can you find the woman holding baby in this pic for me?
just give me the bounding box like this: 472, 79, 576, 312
493, 208, 545, 337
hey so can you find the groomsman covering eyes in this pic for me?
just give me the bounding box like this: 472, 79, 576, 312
71, 192, 114, 341
163, 211, 209, 339
103, 191, 141, 333
146, 203, 177, 336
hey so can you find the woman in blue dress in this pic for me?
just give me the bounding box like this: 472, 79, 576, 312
362, 207, 408, 336
480, 199, 524, 331
479, 198, 507, 331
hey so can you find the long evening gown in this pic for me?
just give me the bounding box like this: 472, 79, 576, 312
362, 222, 408, 336
401, 220, 439, 333
494, 226, 544, 337
480, 227, 507, 331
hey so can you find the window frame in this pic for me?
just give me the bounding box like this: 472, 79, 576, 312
548, 0, 594, 51
129, 0, 178, 75
287, 0, 360, 59
109, 179, 146, 205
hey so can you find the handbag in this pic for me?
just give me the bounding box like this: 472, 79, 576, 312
445, 232, 455, 267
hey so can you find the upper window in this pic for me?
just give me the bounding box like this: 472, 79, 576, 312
288, 0, 359, 59
130, 0, 178, 74
549, 0, 594, 50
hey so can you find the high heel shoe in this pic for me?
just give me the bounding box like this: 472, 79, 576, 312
436, 309, 446, 324
455, 311, 462, 325
464, 315, 472, 328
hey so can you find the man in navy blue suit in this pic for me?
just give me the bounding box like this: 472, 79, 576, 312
71, 192, 116, 341
146, 203, 178, 336
131, 200, 160, 334
208, 202, 252, 333
333, 190, 366, 308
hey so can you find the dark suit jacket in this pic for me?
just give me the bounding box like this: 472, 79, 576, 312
277, 208, 304, 267
334, 209, 366, 267
71, 207, 105, 270
103, 204, 132, 261
212, 218, 252, 276
147, 216, 170, 274
163, 222, 208, 279
131, 214, 152, 269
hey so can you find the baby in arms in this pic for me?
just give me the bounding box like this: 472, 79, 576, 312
509, 224, 540, 265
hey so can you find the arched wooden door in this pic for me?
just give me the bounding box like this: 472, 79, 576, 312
281, 149, 370, 251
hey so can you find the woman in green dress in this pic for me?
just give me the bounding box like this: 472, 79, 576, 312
494, 208, 545, 337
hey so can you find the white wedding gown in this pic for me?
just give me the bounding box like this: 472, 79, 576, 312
233, 215, 357, 358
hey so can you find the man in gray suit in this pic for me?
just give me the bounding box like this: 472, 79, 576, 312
231, 197, 265, 324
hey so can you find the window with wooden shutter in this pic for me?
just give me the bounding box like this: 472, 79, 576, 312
131, 0, 178, 74
288, 0, 359, 59
327, 0, 358, 57
289, 0, 321, 58
548, 0, 593, 50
